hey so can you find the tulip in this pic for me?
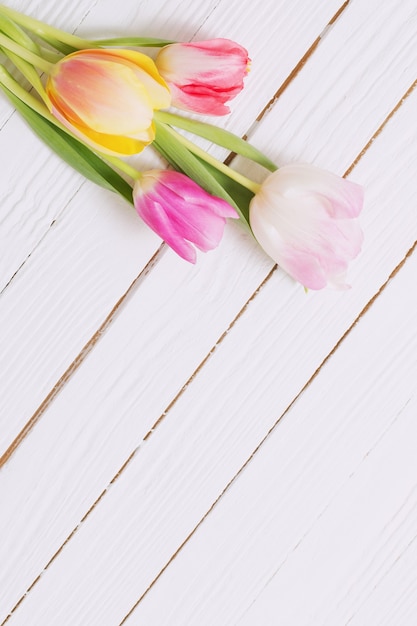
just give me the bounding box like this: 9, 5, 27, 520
133, 170, 238, 263
155, 39, 250, 115
46, 49, 171, 155
249, 164, 364, 289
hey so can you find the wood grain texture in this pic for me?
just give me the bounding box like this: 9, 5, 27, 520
237, 0, 417, 175
0, 0, 416, 623
0, 0, 107, 285
0, 0, 343, 454
126, 250, 417, 626
0, 0, 94, 124
3, 40, 417, 626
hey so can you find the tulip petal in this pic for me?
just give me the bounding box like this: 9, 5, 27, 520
161, 170, 238, 219
46, 48, 171, 156
167, 83, 231, 115
156, 39, 249, 115
249, 164, 364, 289
133, 170, 237, 262
265, 163, 364, 218
50, 104, 153, 155
96, 49, 172, 109
139, 193, 198, 263
49, 58, 154, 134
159, 188, 227, 251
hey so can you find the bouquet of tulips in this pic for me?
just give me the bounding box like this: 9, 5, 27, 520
0, 4, 364, 289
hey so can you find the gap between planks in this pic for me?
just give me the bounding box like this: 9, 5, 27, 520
118, 239, 417, 625
224, 0, 352, 165
2, 75, 416, 625
0, 245, 166, 468
255, 0, 351, 125
0, 0, 353, 470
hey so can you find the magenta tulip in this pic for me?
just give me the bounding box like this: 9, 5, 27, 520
133, 170, 238, 262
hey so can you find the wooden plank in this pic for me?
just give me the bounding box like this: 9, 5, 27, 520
0, 0, 96, 124
0, 184, 163, 451
0, 0, 343, 451
0, 0, 343, 288
1, 39, 416, 623
237, 0, 417, 176
124, 251, 417, 625
0, 0, 213, 291
2, 0, 416, 454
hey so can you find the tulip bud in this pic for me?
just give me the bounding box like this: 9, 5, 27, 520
249, 164, 364, 289
155, 39, 250, 115
133, 170, 238, 263
46, 49, 171, 155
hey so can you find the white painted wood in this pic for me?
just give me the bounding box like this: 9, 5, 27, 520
0, 0, 342, 288
0, 0, 343, 449
1, 0, 415, 451
0, 0, 416, 623
0, 228, 272, 621
236, 0, 417, 176
0, 184, 163, 451
125, 250, 417, 626
1, 51, 416, 624
0, 0, 95, 124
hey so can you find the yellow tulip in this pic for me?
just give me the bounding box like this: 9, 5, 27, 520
46, 49, 171, 155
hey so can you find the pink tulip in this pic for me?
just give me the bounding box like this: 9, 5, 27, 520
155, 39, 250, 115
133, 170, 238, 262
46, 49, 171, 155
249, 164, 364, 289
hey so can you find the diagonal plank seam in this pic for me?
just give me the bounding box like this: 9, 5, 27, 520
0, 0, 354, 469
0, 182, 87, 297
2, 72, 416, 621
0, 245, 166, 469
119, 238, 417, 624
230, 0, 352, 156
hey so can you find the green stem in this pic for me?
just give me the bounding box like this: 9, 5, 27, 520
1, 49, 49, 104
91, 36, 176, 48
103, 155, 141, 181
0, 13, 50, 103
0, 32, 53, 72
0, 64, 141, 179
0, 64, 56, 122
0, 63, 141, 184
0, 12, 41, 54
39, 45, 63, 63
155, 110, 277, 172
0, 4, 93, 50
155, 121, 261, 194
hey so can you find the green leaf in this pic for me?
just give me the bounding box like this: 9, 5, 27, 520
155, 110, 277, 172
191, 156, 254, 224
2, 86, 133, 204
93, 37, 176, 48
0, 13, 42, 54
154, 121, 251, 228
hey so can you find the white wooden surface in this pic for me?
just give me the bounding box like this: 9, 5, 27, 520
0, 0, 416, 624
